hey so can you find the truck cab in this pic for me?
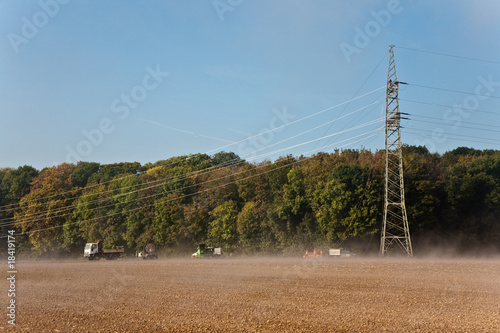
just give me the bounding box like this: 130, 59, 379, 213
84, 243, 100, 260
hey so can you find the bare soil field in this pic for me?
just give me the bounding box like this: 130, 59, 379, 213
3, 257, 500, 332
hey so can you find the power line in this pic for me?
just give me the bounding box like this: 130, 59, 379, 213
1, 99, 384, 221
250, 118, 383, 161
400, 98, 500, 116
3, 123, 383, 227
9, 123, 382, 227
0, 87, 386, 212
410, 118, 500, 134
314, 53, 387, 149
254, 124, 382, 161
1, 132, 380, 238
406, 128, 500, 146
395, 45, 500, 65
203, 86, 386, 155
409, 83, 500, 100
240, 101, 381, 160
411, 114, 500, 129
323, 92, 385, 148
301, 128, 383, 157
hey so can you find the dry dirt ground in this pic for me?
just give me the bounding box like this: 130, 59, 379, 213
2, 257, 500, 332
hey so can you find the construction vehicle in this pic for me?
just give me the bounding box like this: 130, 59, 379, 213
84, 240, 124, 260
303, 249, 323, 258
191, 244, 222, 258
137, 243, 158, 260
328, 248, 356, 258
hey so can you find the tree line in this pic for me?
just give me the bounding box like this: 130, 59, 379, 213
1, 146, 499, 257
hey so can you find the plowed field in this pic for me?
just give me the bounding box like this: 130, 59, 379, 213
4, 258, 500, 332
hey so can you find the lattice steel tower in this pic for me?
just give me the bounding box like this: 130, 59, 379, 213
380, 45, 413, 257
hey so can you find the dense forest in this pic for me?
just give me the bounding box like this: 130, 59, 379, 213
1, 146, 499, 258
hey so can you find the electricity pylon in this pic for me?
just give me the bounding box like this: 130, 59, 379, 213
380, 45, 413, 257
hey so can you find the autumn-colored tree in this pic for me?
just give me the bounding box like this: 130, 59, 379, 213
15, 164, 74, 255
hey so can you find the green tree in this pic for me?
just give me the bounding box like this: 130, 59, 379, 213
402, 146, 444, 231
152, 193, 184, 247
445, 153, 500, 246
0, 165, 39, 203
211, 151, 241, 167
277, 166, 311, 238
182, 197, 211, 245
312, 164, 379, 244
237, 201, 264, 249
267, 155, 295, 197
89, 162, 141, 183
68, 184, 107, 250
71, 162, 100, 188
209, 200, 238, 250
115, 175, 148, 250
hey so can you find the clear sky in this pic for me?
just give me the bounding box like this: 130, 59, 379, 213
1, 0, 499, 170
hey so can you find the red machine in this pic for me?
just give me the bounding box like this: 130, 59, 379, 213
303, 249, 322, 258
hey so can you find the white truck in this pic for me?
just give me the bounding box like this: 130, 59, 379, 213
84, 240, 124, 260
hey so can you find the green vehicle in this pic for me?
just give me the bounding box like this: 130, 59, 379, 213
192, 244, 222, 258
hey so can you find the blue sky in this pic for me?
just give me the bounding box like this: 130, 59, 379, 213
1, 0, 499, 170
